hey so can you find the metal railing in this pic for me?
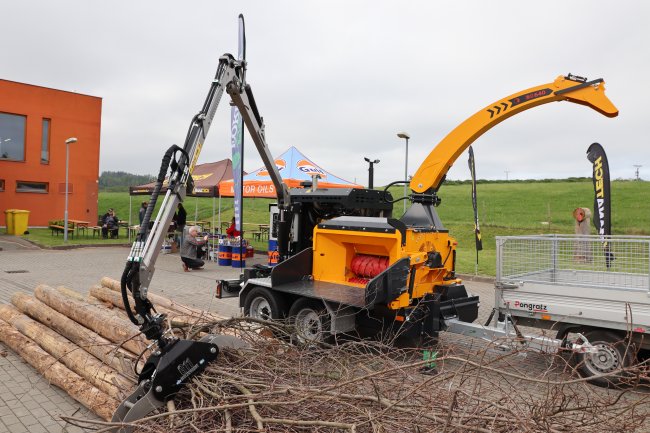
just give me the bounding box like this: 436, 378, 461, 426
496, 234, 650, 292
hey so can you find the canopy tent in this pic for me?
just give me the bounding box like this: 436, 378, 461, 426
129, 158, 235, 197
128, 159, 236, 238
219, 146, 362, 198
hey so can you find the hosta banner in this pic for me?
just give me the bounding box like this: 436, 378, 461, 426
586, 142, 613, 267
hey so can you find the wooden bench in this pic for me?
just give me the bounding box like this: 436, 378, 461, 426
49, 225, 74, 239
251, 228, 269, 241
90, 226, 103, 238
90, 226, 118, 238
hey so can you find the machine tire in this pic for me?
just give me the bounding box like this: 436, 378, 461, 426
288, 298, 331, 344
576, 329, 637, 388
244, 286, 287, 321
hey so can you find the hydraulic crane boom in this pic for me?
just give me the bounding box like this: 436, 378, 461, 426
123, 54, 286, 343
113, 53, 287, 432
410, 74, 619, 194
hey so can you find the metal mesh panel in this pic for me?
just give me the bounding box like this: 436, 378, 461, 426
497, 235, 650, 291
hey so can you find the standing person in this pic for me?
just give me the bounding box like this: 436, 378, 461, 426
138, 201, 148, 225
181, 226, 208, 271
176, 203, 187, 246
226, 216, 240, 237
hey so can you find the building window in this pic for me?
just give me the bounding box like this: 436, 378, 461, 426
16, 181, 48, 193
0, 179, 4, 192
0, 112, 27, 161
41, 118, 51, 164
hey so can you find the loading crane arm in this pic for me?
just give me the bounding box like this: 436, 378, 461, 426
409, 74, 619, 196
112, 53, 287, 432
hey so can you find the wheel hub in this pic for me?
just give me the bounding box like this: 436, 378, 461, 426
250, 297, 272, 320
587, 343, 620, 373
295, 309, 322, 342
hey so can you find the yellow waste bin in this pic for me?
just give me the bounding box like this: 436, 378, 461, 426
11, 210, 30, 235
4, 209, 16, 235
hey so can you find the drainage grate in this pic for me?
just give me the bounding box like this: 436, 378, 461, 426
5, 270, 29, 274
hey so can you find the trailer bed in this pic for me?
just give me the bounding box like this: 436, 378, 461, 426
495, 235, 650, 336
247, 277, 366, 307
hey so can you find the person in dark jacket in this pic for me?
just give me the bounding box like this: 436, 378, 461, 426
181, 225, 207, 271
101, 209, 119, 238
175, 203, 187, 245
138, 201, 148, 225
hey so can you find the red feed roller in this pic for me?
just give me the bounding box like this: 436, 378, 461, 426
350, 254, 389, 278
348, 277, 370, 285
352, 255, 369, 276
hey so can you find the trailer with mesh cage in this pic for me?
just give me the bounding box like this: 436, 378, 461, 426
495, 234, 650, 385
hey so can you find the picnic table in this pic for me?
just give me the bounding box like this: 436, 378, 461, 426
187, 220, 212, 231
244, 223, 270, 241
68, 219, 90, 237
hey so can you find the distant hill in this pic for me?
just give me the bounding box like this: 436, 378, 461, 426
442, 176, 593, 185
99, 171, 155, 192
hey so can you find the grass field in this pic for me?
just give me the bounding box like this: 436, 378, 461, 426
21, 180, 650, 276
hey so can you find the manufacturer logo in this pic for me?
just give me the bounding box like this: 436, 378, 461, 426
176, 357, 199, 385
513, 300, 548, 312
192, 173, 213, 181
258, 159, 286, 177
296, 159, 327, 178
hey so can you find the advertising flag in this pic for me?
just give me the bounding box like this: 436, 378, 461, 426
230, 14, 246, 231
468, 146, 482, 252
586, 142, 613, 267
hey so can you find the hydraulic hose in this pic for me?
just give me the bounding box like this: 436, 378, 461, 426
382, 180, 411, 204
121, 261, 139, 325
137, 145, 187, 241
122, 144, 187, 326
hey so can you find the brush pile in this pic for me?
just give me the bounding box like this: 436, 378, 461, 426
1, 277, 649, 432
77, 318, 650, 432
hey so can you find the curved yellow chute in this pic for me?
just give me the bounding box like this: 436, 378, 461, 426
410, 75, 618, 194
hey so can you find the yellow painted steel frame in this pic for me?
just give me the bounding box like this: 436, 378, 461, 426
312, 227, 403, 286
388, 229, 459, 310
312, 225, 459, 310
410, 75, 619, 193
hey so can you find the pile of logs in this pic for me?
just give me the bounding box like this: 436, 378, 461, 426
0, 277, 225, 422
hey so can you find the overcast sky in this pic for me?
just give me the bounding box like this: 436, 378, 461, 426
2, 1, 648, 187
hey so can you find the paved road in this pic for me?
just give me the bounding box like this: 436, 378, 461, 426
0, 236, 496, 432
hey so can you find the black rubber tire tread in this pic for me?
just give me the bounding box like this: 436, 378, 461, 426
243, 286, 288, 320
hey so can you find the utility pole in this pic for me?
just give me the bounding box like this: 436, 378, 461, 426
397, 132, 410, 212
504, 169, 510, 181
63, 137, 78, 243
634, 165, 642, 181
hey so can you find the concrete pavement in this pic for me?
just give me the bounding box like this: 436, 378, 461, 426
0, 237, 496, 432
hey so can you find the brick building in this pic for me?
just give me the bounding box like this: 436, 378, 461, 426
0, 79, 102, 227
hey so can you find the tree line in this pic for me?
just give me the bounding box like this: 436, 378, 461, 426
99, 171, 155, 192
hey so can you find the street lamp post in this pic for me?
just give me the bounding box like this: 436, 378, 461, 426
64, 137, 78, 243
397, 132, 410, 213
364, 157, 380, 189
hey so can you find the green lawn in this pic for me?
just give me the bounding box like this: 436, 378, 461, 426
22, 227, 130, 248
20, 180, 650, 275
